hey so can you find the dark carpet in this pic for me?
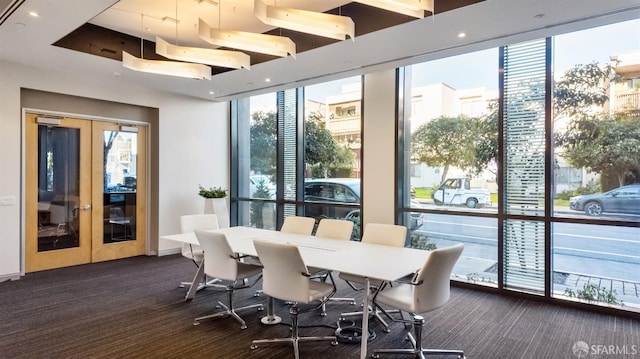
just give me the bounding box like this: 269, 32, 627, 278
0, 255, 638, 359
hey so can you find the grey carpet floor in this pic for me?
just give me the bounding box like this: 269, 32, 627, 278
0, 254, 638, 359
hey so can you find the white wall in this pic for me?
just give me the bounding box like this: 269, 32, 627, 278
157, 99, 229, 254
0, 60, 228, 279
362, 69, 397, 226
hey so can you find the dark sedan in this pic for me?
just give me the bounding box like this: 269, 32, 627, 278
569, 184, 640, 216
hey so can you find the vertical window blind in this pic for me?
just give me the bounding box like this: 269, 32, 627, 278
502, 39, 548, 294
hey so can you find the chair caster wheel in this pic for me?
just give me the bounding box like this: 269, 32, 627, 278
250, 345, 258, 350
240, 325, 247, 329
383, 328, 390, 333
320, 312, 327, 317
350, 301, 357, 305
331, 340, 338, 346
193, 321, 200, 326
371, 354, 380, 358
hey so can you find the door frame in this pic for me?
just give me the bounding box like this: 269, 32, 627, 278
22, 108, 151, 273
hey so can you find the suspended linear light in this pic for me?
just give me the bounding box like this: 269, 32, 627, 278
254, 0, 354, 41
198, 18, 296, 58
155, 36, 250, 70
353, 0, 434, 18
122, 51, 212, 80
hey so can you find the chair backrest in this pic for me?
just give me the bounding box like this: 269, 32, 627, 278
412, 243, 464, 313
361, 223, 407, 247
315, 218, 354, 241
179, 214, 219, 257
253, 240, 312, 303
194, 229, 239, 281
280, 216, 316, 235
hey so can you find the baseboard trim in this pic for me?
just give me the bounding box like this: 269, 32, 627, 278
158, 248, 181, 256
0, 272, 21, 282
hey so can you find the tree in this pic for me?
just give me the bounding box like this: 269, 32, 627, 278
411, 116, 478, 184
557, 113, 640, 187
470, 100, 499, 178
554, 61, 640, 188
304, 113, 337, 168
250, 111, 277, 175
554, 62, 614, 117
250, 110, 354, 179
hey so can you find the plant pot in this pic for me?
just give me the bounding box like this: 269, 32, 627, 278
203, 197, 229, 228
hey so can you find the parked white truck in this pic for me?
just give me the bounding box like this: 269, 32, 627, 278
432, 178, 492, 208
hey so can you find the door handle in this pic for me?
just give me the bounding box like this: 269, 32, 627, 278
80, 204, 92, 211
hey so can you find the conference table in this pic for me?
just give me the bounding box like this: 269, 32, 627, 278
161, 226, 429, 359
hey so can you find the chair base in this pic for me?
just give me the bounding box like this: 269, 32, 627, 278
340, 306, 398, 333
194, 301, 263, 329
250, 306, 338, 359
179, 277, 224, 290
371, 315, 464, 359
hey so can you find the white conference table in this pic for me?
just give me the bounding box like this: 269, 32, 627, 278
161, 226, 429, 359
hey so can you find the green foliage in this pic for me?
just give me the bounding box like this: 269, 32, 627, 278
556, 113, 640, 187
409, 232, 436, 251
412, 116, 479, 184
471, 100, 499, 177
564, 284, 622, 305
250, 111, 277, 175
347, 215, 361, 241
554, 62, 615, 117
250, 181, 271, 228
250, 110, 353, 180
305, 115, 337, 167
413, 187, 432, 199
198, 185, 227, 198
554, 179, 600, 200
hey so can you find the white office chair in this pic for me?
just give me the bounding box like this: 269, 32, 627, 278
192, 229, 264, 329
312, 218, 357, 313
371, 243, 465, 359
314, 218, 354, 240
179, 214, 223, 292
251, 240, 338, 358
256, 216, 316, 299
339, 223, 408, 332
280, 216, 316, 235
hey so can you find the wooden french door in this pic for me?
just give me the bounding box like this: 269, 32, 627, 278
25, 113, 147, 272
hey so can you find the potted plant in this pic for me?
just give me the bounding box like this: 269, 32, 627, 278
198, 184, 229, 228
198, 185, 227, 199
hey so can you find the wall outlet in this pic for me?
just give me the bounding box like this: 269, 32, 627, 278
0, 196, 16, 206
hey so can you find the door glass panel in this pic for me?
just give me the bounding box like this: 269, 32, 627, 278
103, 130, 137, 243
37, 125, 80, 251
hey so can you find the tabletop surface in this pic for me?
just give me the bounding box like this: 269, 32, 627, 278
162, 226, 429, 282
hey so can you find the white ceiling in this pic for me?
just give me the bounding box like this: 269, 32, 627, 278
1, 0, 639, 102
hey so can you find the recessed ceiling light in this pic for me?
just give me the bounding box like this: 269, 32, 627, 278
145, 27, 152, 32
28, 11, 39, 17
209, 91, 214, 95
457, 32, 466, 38
265, 78, 271, 83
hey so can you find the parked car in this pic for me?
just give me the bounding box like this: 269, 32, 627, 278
569, 184, 640, 216
304, 178, 423, 229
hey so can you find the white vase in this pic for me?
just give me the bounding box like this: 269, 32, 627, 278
204, 197, 230, 228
